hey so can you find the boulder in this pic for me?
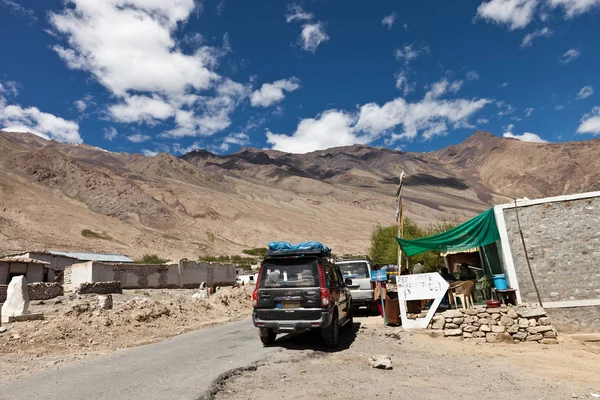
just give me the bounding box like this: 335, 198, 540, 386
445, 323, 459, 329
512, 332, 528, 341
517, 307, 547, 319
463, 316, 476, 324
480, 325, 491, 333
192, 289, 210, 300
1, 276, 29, 323
371, 355, 393, 370
490, 313, 501, 320
463, 332, 473, 338
442, 309, 464, 319
478, 318, 491, 326
463, 309, 478, 316
527, 326, 553, 334
478, 312, 491, 319
543, 331, 557, 338
540, 338, 558, 345
529, 319, 538, 327
452, 317, 464, 325
444, 329, 463, 337
473, 331, 486, 338
463, 325, 479, 333
526, 334, 543, 341
431, 316, 445, 330
445, 318, 453, 323
491, 325, 506, 333
0, 326, 7, 333
507, 309, 519, 319
486, 333, 513, 344
518, 318, 530, 328
507, 325, 519, 334
97, 295, 113, 310
499, 316, 515, 326
538, 317, 552, 326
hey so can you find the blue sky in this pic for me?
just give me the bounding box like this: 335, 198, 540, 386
0, 0, 599, 156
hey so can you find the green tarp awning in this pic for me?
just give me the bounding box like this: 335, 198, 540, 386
396, 208, 500, 257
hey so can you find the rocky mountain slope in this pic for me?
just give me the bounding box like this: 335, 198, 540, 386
1, 130, 598, 260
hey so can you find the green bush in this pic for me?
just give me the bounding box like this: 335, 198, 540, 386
242, 248, 268, 257
135, 254, 169, 264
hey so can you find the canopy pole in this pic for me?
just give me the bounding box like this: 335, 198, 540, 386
396, 171, 405, 269
513, 198, 543, 307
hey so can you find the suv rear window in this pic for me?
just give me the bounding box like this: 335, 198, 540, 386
338, 262, 369, 278
259, 258, 319, 288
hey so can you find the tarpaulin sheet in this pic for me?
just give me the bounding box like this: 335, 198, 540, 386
396, 208, 500, 257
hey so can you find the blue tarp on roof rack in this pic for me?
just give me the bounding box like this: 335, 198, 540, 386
267, 241, 331, 254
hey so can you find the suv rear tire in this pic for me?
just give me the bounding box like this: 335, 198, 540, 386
322, 313, 339, 348
259, 328, 276, 346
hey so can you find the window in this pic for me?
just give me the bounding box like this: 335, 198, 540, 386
325, 265, 340, 288
338, 262, 369, 278
259, 258, 318, 288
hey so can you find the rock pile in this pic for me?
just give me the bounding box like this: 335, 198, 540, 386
28, 282, 64, 300
76, 281, 123, 295
428, 305, 558, 344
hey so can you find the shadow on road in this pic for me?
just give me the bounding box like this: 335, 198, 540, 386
273, 320, 361, 353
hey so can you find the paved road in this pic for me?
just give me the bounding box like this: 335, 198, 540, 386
0, 319, 277, 400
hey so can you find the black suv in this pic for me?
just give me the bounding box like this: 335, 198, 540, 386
252, 246, 353, 348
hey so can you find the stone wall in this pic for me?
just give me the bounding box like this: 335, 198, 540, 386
428, 304, 558, 344
546, 306, 600, 333
502, 197, 600, 304
76, 281, 123, 295
27, 282, 64, 300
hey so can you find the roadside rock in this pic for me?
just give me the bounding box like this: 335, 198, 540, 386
491, 325, 506, 333
486, 333, 513, 344
499, 316, 515, 326
445, 323, 459, 329
444, 329, 463, 337
518, 318, 530, 328
526, 334, 544, 341
507, 325, 519, 334
442, 310, 463, 319
431, 316, 445, 330
371, 355, 393, 370
527, 326, 553, 334
518, 307, 546, 318
480, 325, 491, 333
97, 295, 113, 310
513, 332, 528, 341
543, 331, 557, 338
507, 309, 518, 319
0, 326, 7, 334
1, 276, 30, 323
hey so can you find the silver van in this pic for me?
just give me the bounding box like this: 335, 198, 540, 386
335, 256, 374, 312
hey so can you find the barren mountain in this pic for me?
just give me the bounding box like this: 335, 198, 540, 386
1, 130, 599, 260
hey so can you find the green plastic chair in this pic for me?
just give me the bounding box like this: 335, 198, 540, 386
476, 276, 491, 301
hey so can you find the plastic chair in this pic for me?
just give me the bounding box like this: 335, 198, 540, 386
451, 292, 474, 309
476, 276, 491, 301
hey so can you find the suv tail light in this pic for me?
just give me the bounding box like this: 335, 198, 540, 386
317, 263, 330, 306
252, 264, 263, 308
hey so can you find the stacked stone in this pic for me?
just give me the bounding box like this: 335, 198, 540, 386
428, 305, 558, 344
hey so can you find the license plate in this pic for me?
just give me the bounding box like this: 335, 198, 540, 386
281, 301, 301, 309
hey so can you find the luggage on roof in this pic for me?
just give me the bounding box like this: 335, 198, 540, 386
266, 241, 331, 257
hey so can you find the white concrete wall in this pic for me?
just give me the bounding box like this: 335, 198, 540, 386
70, 261, 94, 288
26, 253, 77, 271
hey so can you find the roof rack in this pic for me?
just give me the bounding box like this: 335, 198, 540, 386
335, 254, 371, 262
265, 248, 332, 258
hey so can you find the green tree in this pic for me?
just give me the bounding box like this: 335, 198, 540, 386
135, 254, 168, 264
369, 218, 457, 273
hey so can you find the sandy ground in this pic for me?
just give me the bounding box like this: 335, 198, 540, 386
214, 312, 600, 400
0, 285, 253, 382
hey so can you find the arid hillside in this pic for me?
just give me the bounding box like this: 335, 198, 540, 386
1, 130, 599, 260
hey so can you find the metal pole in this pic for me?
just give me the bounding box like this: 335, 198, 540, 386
380, 281, 386, 325
513, 198, 543, 307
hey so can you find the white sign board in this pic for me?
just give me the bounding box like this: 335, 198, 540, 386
396, 273, 450, 330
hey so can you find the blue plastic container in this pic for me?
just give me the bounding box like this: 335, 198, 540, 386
492, 274, 508, 290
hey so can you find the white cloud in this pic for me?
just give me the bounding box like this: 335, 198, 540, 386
555, 104, 565, 110
521, 27, 552, 47
0, 81, 19, 96
300, 22, 329, 53
74, 94, 94, 113
394, 71, 415, 96
394, 43, 430, 65
548, 0, 600, 17
285, 4, 313, 23
48, 0, 244, 139
250, 78, 301, 107
127, 133, 151, 143
503, 131, 548, 142
104, 127, 118, 140
216, 0, 225, 15
403, 23, 409, 31
497, 101, 516, 116
501, 82, 509, 87
141, 149, 159, 157
559, 48, 581, 64
266, 78, 490, 153
576, 85, 594, 100
0, 95, 82, 143
216, 132, 250, 152
466, 71, 480, 80
477, 118, 489, 124
476, 0, 538, 30
577, 107, 600, 135
382, 12, 397, 29
1, 0, 37, 23
525, 107, 534, 117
